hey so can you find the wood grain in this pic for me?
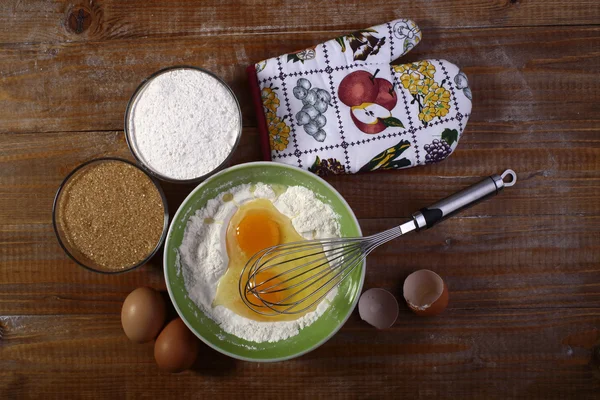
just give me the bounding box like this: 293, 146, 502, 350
1, 129, 599, 316
1, 128, 598, 223
1, 214, 599, 315
1, 311, 599, 399
0, 0, 598, 45
1, 0, 599, 398
0, 26, 598, 134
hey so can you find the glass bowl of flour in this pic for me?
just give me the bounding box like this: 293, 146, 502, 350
163, 162, 365, 362
125, 66, 242, 183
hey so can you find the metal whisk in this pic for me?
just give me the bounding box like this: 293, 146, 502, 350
239, 169, 516, 316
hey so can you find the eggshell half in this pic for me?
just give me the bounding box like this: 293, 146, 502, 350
403, 269, 449, 316
358, 288, 399, 329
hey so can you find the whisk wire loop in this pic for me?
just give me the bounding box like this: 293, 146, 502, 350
239, 226, 403, 315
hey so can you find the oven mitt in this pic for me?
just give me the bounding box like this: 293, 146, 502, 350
247, 19, 472, 175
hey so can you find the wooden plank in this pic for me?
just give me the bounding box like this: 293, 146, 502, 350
1, 127, 598, 223
361, 217, 600, 309
1, 208, 599, 314
1, 0, 599, 398
0, 129, 597, 315
329, 148, 600, 219
0, 129, 261, 222
0, 26, 598, 134
0, 129, 264, 315
0, 0, 599, 45
1, 311, 599, 398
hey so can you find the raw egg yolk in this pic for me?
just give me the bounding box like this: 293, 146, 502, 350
235, 210, 280, 256
249, 270, 286, 306
214, 198, 330, 322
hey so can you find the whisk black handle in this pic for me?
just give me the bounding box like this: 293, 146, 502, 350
412, 169, 517, 230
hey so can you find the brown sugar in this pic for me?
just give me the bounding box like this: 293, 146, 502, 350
57, 160, 165, 270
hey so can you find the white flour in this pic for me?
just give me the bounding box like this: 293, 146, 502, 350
179, 184, 341, 343
128, 68, 240, 180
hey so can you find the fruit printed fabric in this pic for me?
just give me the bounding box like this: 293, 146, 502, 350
308, 156, 346, 177
261, 84, 291, 152
247, 19, 472, 174
292, 78, 331, 142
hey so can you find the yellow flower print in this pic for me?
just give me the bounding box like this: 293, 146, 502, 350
433, 101, 450, 117
414, 82, 429, 97
261, 86, 275, 101
422, 78, 435, 88
417, 61, 436, 79
261, 86, 280, 113
424, 89, 438, 105
395, 60, 450, 124
393, 64, 409, 74
418, 106, 436, 123
261, 84, 290, 151
269, 118, 290, 151
435, 87, 451, 104
265, 111, 277, 124
400, 72, 422, 94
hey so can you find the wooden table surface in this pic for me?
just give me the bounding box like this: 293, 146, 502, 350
1, 1, 599, 398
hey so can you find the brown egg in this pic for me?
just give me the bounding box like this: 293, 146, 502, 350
358, 288, 399, 329
154, 318, 199, 373
403, 269, 449, 316
121, 287, 166, 343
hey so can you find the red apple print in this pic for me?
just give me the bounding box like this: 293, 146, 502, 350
350, 103, 390, 134
374, 78, 397, 111
339, 69, 403, 134
338, 70, 379, 107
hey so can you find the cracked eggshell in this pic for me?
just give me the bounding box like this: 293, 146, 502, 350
358, 288, 399, 329
403, 270, 449, 316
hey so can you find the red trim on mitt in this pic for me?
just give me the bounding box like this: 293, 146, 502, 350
246, 64, 272, 161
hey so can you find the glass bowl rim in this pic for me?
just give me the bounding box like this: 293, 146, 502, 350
51, 157, 170, 274
123, 65, 244, 184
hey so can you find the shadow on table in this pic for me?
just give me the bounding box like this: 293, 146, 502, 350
190, 345, 238, 376
143, 180, 197, 273
161, 181, 199, 219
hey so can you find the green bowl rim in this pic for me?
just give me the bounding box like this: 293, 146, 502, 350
163, 161, 365, 362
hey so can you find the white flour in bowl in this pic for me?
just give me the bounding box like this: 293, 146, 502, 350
178, 183, 341, 343
127, 68, 240, 180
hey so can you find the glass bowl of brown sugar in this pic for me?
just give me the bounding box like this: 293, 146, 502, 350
52, 158, 169, 274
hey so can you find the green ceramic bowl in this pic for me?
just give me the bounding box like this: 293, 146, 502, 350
164, 162, 364, 362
